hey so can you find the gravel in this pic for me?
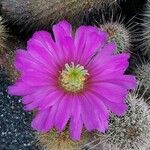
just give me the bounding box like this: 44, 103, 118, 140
0, 66, 40, 150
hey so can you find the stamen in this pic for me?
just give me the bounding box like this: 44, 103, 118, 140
59, 62, 89, 93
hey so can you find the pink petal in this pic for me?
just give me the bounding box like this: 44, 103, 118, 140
74, 26, 87, 55
91, 83, 128, 103
92, 91, 127, 116
92, 61, 129, 80
31, 100, 60, 133
52, 21, 74, 62
103, 100, 127, 116
69, 97, 82, 140
31, 108, 51, 132
71, 96, 81, 123
15, 50, 50, 74
85, 93, 109, 132
53, 20, 72, 44
99, 42, 116, 58
39, 91, 64, 110
54, 20, 72, 38
59, 36, 75, 62
23, 88, 51, 111
70, 117, 83, 141
27, 37, 58, 72
8, 81, 37, 96
89, 90, 128, 116
89, 53, 130, 75
80, 32, 107, 64
21, 74, 53, 87
43, 103, 59, 132
110, 75, 137, 89
54, 96, 72, 132
80, 95, 100, 131
74, 26, 108, 65
94, 75, 137, 89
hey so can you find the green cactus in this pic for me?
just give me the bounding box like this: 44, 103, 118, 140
100, 22, 130, 53
141, 0, 150, 56
36, 128, 90, 150
134, 61, 150, 98
0, 18, 7, 55
92, 4, 136, 54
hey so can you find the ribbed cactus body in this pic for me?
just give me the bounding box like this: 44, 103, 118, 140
36, 129, 89, 150
141, 0, 150, 56
134, 62, 150, 97
0, 19, 7, 54
100, 23, 130, 53
1, 0, 116, 31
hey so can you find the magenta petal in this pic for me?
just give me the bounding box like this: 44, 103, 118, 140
104, 100, 128, 116
87, 42, 115, 67
39, 91, 63, 110
99, 42, 116, 58
85, 93, 109, 132
29, 31, 56, 56
70, 97, 82, 140
56, 20, 72, 37
31, 30, 57, 59
91, 83, 128, 103
21, 75, 51, 86
70, 117, 83, 141
71, 96, 81, 123
74, 26, 108, 64
32, 102, 60, 133
80, 94, 109, 132
22, 95, 33, 105
15, 49, 50, 74
96, 75, 137, 89
74, 26, 87, 50
92, 62, 129, 80
80, 32, 106, 64
59, 36, 75, 61
27, 39, 58, 71
108, 75, 137, 89
29, 31, 62, 65
53, 21, 72, 43
43, 103, 59, 132
8, 82, 36, 96
90, 90, 127, 116
23, 89, 51, 111
31, 108, 51, 132
91, 53, 130, 76
14, 49, 33, 71
52, 21, 74, 62
80, 96, 99, 131
54, 96, 72, 132
21, 70, 55, 84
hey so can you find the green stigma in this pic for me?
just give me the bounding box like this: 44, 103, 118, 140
59, 62, 89, 93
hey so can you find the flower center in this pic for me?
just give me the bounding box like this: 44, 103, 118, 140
59, 62, 89, 93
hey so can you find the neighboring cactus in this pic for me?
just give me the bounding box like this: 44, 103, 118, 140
83, 84, 150, 150
1, 30, 24, 82
92, 4, 136, 54
0, 18, 7, 55
141, 0, 150, 56
4, 36, 24, 82
37, 129, 90, 150
100, 22, 130, 53
1, 0, 117, 32
134, 61, 150, 98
